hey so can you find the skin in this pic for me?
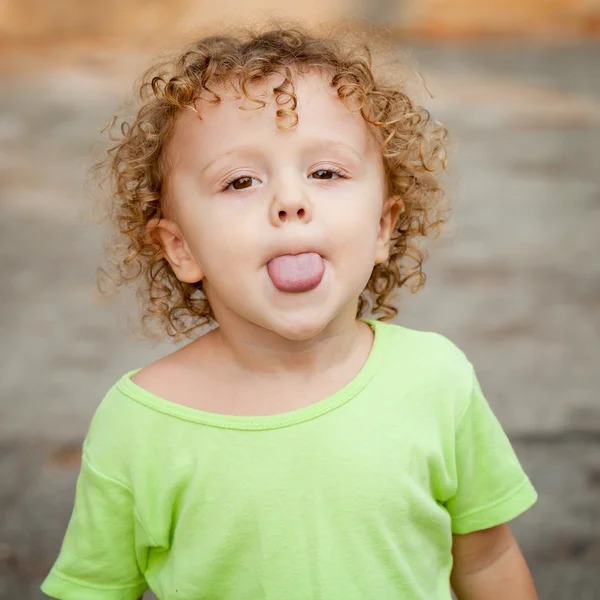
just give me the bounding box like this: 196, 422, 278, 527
451, 524, 538, 599
134, 71, 537, 599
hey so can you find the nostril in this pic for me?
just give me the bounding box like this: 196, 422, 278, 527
297, 208, 305, 219
278, 210, 286, 220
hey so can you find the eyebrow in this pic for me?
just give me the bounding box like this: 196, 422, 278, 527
199, 138, 365, 174
199, 145, 261, 174
304, 139, 364, 162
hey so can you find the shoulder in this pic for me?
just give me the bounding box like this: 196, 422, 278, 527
130, 329, 218, 402
373, 320, 473, 376
372, 320, 476, 417
130, 352, 192, 403
82, 339, 206, 480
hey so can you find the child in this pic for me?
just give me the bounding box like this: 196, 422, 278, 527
42, 25, 538, 600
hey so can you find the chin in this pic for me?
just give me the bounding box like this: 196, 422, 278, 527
267, 310, 334, 342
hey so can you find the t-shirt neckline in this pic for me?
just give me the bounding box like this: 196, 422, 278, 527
117, 319, 391, 431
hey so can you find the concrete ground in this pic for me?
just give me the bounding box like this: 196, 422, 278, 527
1, 40, 599, 599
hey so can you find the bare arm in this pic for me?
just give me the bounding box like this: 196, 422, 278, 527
451, 524, 538, 600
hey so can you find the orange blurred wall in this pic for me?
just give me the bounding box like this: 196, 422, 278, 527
1, 0, 599, 41
403, 0, 600, 36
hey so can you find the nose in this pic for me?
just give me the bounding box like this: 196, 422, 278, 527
276, 206, 308, 222
268, 180, 313, 226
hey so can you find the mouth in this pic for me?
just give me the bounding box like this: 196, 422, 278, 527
266, 252, 325, 293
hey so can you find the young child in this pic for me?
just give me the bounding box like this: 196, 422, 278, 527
42, 25, 538, 600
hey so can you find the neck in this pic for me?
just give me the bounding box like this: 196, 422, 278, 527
212, 307, 368, 377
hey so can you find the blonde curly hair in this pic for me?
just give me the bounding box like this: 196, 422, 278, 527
98, 24, 448, 340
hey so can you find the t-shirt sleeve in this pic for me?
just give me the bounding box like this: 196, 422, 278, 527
41, 454, 149, 600
445, 370, 537, 535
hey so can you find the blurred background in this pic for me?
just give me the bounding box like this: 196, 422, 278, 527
1, 0, 599, 598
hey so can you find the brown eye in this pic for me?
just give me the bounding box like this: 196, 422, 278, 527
312, 170, 334, 180
232, 176, 253, 190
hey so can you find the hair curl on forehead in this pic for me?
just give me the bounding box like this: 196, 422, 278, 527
97, 24, 448, 340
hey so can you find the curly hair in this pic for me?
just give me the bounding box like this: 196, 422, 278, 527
97, 24, 448, 340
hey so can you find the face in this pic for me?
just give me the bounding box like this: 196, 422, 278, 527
154, 71, 400, 341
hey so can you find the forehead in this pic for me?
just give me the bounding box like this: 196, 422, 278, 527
166, 71, 377, 168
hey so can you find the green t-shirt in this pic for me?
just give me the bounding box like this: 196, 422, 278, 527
42, 321, 537, 600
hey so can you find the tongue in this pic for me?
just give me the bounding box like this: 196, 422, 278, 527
267, 252, 325, 293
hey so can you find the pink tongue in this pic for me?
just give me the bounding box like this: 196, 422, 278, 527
267, 252, 325, 293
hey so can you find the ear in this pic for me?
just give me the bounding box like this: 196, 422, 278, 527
147, 219, 204, 284
375, 197, 404, 265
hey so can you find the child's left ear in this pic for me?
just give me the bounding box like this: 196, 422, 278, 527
375, 197, 404, 265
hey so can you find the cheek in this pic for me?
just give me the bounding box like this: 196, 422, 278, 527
333, 197, 382, 252
326, 209, 381, 292
180, 205, 262, 286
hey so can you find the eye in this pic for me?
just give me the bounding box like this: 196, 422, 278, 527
312, 170, 335, 180
224, 176, 261, 191
309, 167, 348, 181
